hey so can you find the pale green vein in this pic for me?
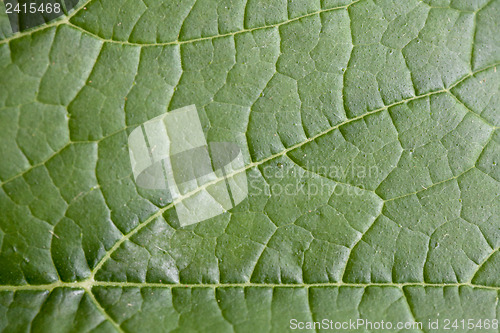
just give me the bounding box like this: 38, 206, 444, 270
469, 247, 500, 283
0, 281, 499, 292
66, 0, 363, 47
0, 0, 362, 47
86, 289, 124, 333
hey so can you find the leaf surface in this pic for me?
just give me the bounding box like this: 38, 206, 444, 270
0, 0, 499, 331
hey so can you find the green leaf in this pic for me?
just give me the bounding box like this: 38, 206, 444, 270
0, 0, 499, 331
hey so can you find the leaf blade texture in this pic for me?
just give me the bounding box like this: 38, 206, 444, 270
0, 0, 499, 331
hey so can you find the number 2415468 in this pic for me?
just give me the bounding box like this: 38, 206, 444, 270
5, 2, 61, 14
443, 319, 499, 330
